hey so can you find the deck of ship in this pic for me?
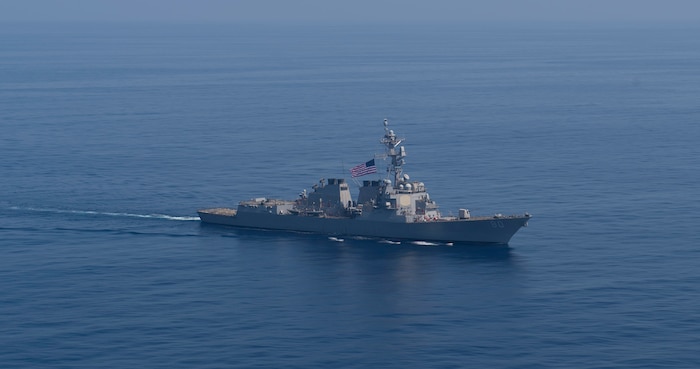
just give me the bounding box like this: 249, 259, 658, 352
199, 208, 237, 216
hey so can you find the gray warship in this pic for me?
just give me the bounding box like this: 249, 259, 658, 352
198, 119, 531, 244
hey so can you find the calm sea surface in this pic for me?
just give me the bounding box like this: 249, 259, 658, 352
1, 22, 699, 368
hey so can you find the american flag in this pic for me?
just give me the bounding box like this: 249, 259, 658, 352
350, 159, 377, 177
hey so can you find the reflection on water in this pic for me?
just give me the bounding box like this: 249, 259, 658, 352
195, 223, 527, 366
197, 223, 523, 309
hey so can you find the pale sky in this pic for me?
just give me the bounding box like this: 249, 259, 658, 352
1, 0, 698, 22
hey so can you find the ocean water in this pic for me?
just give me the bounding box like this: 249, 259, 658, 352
1, 22, 700, 368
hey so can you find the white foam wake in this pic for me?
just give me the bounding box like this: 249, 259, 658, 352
8, 206, 200, 221
411, 240, 439, 246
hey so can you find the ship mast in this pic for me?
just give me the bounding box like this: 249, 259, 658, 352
380, 119, 406, 186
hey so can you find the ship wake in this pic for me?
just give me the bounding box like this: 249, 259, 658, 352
8, 206, 200, 221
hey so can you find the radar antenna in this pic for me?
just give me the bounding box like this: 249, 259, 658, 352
380, 119, 407, 186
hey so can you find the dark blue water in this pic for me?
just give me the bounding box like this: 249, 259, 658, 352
2, 22, 700, 368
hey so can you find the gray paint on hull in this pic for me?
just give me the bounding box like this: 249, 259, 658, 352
198, 210, 528, 244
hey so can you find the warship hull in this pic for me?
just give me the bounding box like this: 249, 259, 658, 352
198, 208, 529, 244
198, 119, 531, 245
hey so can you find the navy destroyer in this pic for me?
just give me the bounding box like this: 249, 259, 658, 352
198, 120, 531, 244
